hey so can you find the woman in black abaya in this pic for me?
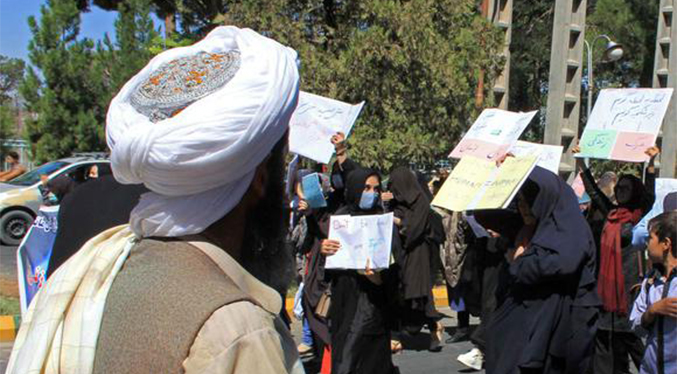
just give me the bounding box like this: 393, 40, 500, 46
321, 168, 400, 374
388, 166, 445, 347
475, 166, 600, 374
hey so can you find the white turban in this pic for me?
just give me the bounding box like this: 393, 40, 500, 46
106, 26, 300, 238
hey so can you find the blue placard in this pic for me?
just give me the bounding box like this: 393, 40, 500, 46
17, 206, 59, 314
302, 173, 327, 209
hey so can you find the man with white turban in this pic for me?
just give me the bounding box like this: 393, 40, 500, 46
8, 26, 304, 374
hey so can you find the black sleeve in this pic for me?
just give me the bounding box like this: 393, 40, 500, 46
509, 244, 586, 285
641, 168, 656, 215
582, 168, 613, 216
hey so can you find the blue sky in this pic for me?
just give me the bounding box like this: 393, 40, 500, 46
0, 0, 159, 61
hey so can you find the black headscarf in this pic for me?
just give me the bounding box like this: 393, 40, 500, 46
615, 174, 649, 211
337, 167, 382, 216
480, 167, 599, 373
389, 166, 433, 250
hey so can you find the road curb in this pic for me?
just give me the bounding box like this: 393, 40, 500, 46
0, 288, 449, 342
284, 285, 449, 315
0, 314, 19, 342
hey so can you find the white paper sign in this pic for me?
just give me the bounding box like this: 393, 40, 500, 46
289, 91, 365, 164
509, 140, 564, 174
577, 88, 673, 162
325, 213, 394, 270
449, 109, 537, 161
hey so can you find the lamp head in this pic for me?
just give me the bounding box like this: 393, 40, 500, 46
603, 41, 624, 62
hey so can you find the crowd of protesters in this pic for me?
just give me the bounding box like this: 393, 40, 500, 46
289, 134, 676, 374
5, 26, 676, 374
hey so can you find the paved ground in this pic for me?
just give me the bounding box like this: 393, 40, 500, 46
0, 307, 481, 374
0, 245, 17, 288
292, 307, 484, 374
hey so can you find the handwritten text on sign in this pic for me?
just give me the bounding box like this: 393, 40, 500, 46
325, 213, 394, 270
578, 88, 673, 162
432, 156, 538, 212
450, 109, 537, 161
509, 141, 563, 174
289, 91, 365, 164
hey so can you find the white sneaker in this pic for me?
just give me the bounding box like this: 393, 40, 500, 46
457, 347, 483, 371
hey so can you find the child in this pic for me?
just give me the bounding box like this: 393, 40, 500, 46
630, 211, 677, 374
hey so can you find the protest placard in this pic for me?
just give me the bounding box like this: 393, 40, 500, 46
450, 109, 537, 161
509, 140, 563, 174
17, 206, 59, 315
570, 172, 586, 198
302, 173, 327, 209
577, 88, 673, 162
325, 213, 394, 270
289, 91, 365, 164
432, 155, 538, 212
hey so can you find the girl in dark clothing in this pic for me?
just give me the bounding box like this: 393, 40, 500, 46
301, 133, 360, 358
321, 168, 400, 374
387, 166, 446, 349
578, 147, 659, 374
475, 166, 600, 374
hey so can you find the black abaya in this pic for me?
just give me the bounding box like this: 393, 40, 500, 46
327, 168, 398, 374
476, 167, 601, 374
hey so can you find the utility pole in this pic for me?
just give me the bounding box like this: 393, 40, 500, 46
652, 0, 677, 177
487, 0, 513, 110
544, 0, 587, 181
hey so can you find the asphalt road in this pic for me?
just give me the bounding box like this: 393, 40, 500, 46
0, 244, 18, 297
293, 308, 484, 374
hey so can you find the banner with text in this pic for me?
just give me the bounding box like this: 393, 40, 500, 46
289, 91, 365, 164
17, 206, 59, 315
509, 140, 563, 174
450, 109, 537, 161
432, 156, 538, 212
325, 213, 394, 270
577, 88, 673, 162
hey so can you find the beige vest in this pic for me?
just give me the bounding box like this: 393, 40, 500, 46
93, 238, 253, 374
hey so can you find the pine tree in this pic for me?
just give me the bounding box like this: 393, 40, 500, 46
21, 0, 156, 163
21, 0, 107, 163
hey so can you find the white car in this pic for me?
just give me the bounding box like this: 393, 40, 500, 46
0, 155, 111, 245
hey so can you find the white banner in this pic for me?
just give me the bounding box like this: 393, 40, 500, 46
449, 109, 537, 161
289, 91, 365, 164
325, 213, 394, 270
509, 140, 563, 174
577, 88, 673, 162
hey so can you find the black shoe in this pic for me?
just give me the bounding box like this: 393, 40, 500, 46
445, 329, 469, 343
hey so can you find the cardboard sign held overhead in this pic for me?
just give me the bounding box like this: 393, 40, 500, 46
450, 109, 537, 161
509, 140, 563, 174
577, 88, 673, 162
289, 91, 365, 164
432, 155, 538, 212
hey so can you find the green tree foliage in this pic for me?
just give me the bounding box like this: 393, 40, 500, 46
229, 0, 504, 170
0, 55, 23, 152
508, 1, 553, 141
587, 0, 660, 89
22, 0, 155, 163
0, 56, 26, 105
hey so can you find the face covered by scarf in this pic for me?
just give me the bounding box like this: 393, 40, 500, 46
106, 26, 300, 238
341, 168, 383, 216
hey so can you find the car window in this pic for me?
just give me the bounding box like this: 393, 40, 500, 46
6, 161, 71, 186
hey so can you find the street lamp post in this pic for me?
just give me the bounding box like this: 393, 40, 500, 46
584, 35, 624, 119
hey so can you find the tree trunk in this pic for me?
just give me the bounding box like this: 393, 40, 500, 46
165, 12, 175, 36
